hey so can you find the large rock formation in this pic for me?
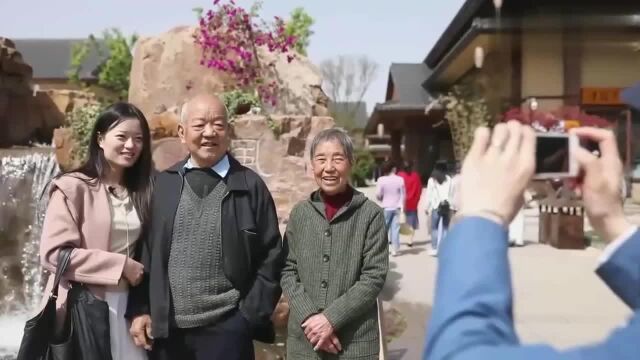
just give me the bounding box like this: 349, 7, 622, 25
128, 26, 330, 122
0, 37, 97, 147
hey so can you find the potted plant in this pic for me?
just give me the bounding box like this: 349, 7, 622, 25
220, 89, 261, 117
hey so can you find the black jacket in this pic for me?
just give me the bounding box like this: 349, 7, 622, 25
126, 155, 285, 343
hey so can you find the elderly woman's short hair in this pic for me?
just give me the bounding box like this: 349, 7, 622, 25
310, 128, 355, 164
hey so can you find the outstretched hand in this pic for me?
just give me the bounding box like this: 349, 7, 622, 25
459, 121, 536, 226
571, 127, 632, 242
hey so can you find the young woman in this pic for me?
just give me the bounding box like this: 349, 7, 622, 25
39, 102, 152, 360
426, 161, 453, 257
376, 161, 405, 256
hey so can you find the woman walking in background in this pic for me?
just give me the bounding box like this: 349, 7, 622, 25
376, 161, 405, 256
39, 103, 152, 360
425, 161, 453, 257
281, 128, 388, 359
397, 161, 422, 247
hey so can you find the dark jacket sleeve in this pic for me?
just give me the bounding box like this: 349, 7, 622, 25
124, 233, 151, 319
239, 177, 285, 327
125, 177, 156, 319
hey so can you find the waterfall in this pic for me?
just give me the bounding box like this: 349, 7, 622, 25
0, 150, 59, 358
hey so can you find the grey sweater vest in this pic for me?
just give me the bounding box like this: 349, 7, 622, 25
168, 180, 240, 328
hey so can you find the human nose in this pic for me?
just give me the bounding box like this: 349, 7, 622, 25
124, 138, 135, 148
324, 159, 337, 171
203, 123, 217, 137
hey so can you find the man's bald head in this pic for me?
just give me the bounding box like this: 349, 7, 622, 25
180, 94, 228, 124
177, 93, 231, 168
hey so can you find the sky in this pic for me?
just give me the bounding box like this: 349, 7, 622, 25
2, 0, 466, 113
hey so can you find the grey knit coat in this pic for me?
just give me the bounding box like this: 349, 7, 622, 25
281, 188, 389, 359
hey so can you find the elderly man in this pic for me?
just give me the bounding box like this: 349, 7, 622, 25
126, 94, 285, 360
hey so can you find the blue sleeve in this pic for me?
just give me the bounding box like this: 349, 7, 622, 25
423, 217, 640, 360
596, 231, 640, 309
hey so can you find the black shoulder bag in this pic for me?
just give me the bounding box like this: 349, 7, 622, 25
17, 248, 113, 360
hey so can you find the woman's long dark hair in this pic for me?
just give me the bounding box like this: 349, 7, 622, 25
56, 102, 153, 231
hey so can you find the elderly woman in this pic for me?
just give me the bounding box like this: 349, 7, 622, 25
281, 128, 389, 359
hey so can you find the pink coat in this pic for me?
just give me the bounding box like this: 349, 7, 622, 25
39, 173, 128, 327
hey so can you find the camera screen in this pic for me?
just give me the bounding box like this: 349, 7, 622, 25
536, 136, 569, 174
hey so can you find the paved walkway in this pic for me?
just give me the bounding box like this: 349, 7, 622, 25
359, 187, 637, 360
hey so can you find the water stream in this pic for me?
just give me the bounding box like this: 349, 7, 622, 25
0, 149, 59, 358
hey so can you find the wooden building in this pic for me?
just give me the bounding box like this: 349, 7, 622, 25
366, 0, 640, 179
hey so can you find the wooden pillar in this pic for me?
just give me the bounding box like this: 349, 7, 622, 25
404, 129, 420, 166
390, 130, 402, 165
563, 27, 582, 106
510, 30, 522, 106
626, 109, 632, 172
417, 130, 438, 182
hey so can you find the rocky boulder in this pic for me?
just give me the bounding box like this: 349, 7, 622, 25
148, 107, 180, 140
128, 26, 330, 120
0, 37, 40, 147
151, 137, 188, 171
52, 127, 76, 171
0, 37, 97, 147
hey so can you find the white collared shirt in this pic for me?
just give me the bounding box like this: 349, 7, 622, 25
183, 154, 231, 178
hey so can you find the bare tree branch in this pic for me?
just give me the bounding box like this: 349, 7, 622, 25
319, 55, 378, 130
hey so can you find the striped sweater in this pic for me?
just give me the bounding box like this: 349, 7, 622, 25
281, 188, 389, 359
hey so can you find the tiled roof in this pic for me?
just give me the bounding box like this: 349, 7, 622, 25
389, 63, 433, 105
13, 39, 108, 80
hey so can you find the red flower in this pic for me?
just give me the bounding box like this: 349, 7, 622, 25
195, 0, 297, 107
500, 106, 610, 131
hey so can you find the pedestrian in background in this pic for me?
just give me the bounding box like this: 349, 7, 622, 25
376, 161, 405, 256
425, 161, 453, 257
397, 161, 423, 247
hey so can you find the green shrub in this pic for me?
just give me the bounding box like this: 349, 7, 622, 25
67, 103, 103, 163
220, 89, 261, 120
351, 148, 375, 187
68, 29, 137, 100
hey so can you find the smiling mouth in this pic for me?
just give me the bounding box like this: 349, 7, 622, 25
322, 177, 339, 183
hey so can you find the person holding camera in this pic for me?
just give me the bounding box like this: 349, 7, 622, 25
423, 122, 640, 359
425, 161, 454, 257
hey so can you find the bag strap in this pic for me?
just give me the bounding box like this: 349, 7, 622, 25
50, 247, 73, 299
